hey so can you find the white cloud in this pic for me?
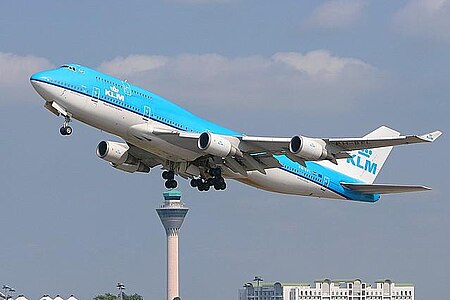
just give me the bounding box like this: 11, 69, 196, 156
99, 55, 168, 77
0, 52, 53, 88
98, 51, 380, 115
393, 0, 450, 40
273, 50, 373, 80
0, 52, 54, 103
304, 0, 367, 30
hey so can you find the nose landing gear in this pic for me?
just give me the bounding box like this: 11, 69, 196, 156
60, 116, 72, 136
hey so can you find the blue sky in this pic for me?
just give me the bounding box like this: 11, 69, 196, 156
0, 1, 449, 299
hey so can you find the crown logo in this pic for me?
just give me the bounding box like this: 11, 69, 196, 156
358, 149, 373, 158
110, 86, 119, 93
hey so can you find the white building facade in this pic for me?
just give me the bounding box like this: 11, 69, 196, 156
239, 279, 414, 300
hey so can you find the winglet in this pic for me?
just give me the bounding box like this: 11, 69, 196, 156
419, 130, 443, 142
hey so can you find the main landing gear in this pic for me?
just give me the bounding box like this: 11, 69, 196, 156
161, 167, 226, 192
190, 167, 227, 192
59, 116, 72, 136
162, 170, 178, 189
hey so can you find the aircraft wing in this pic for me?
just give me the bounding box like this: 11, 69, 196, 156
127, 143, 164, 168
239, 136, 291, 154
325, 130, 443, 152
239, 127, 441, 164
241, 129, 442, 153
130, 124, 442, 175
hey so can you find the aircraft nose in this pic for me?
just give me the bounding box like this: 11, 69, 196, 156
30, 70, 54, 101
30, 70, 51, 83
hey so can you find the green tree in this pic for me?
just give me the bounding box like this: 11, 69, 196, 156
94, 293, 117, 300
125, 294, 144, 300
94, 293, 144, 300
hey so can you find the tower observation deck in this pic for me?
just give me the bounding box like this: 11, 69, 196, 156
156, 190, 189, 300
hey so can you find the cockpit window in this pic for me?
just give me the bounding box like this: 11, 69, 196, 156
60, 65, 77, 72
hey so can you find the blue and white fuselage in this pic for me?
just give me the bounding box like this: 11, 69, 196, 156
30, 64, 441, 202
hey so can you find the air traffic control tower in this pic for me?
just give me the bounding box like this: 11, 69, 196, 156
157, 190, 189, 300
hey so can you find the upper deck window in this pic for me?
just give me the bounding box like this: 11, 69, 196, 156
60, 65, 77, 72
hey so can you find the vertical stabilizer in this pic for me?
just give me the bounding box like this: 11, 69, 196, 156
319, 126, 400, 183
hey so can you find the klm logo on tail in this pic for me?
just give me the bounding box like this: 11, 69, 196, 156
346, 149, 377, 175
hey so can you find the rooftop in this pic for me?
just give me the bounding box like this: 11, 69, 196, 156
242, 279, 414, 289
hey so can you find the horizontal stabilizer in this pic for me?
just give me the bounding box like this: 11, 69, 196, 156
341, 182, 431, 194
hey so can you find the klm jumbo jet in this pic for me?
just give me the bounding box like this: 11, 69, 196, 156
30, 64, 442, 202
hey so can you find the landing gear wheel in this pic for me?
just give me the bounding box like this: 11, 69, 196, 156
165, 179, 178, 189
64, 126, 72, 135
59, 126, 72, 136
190, 178, 200, 187
162, 170, 175, 180
197, 181, 210, 192
165, 181, 171, 189
214, 181, 226, 190
213, 177, 226, 190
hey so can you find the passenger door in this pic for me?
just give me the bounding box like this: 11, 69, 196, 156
91, 87, 100, 107
143, 106, 151, 120
123, 81, 131, 97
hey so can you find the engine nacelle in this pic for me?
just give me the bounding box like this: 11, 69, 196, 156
96, 141, 129, 165
289, 136, 328, 161
96, 141, 150, 173
198, 132, 239, 158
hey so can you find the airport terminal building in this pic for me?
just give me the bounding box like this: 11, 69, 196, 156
239, 278, 414, 300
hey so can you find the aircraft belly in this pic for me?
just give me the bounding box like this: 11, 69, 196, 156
239, 168, 344, 199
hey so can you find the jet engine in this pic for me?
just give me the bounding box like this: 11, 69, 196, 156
96, 141, 150, 173
289, 136, 328, 161
198, 132, 241, 157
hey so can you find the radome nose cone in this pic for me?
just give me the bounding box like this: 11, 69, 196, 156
30, 71, 53, 100
30, 71, 49, 83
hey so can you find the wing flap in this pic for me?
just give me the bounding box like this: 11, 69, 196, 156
127, 143, 163, 168
341, 182, 431, 194
240, 136, 290, 154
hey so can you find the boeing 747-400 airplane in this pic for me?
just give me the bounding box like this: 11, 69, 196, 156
30, 64, 442, 202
